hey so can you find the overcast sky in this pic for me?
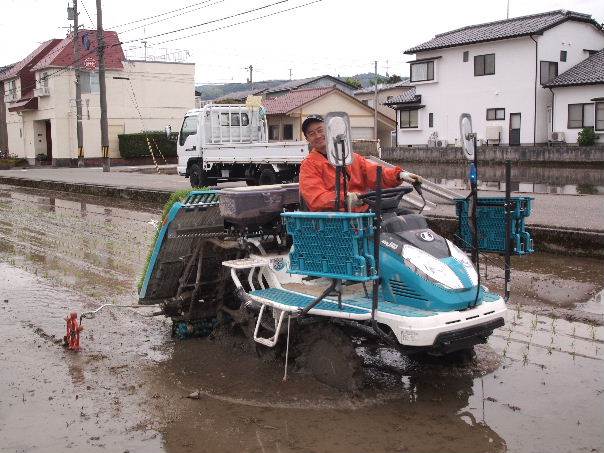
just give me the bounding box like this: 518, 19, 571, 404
1, 0, 603, 84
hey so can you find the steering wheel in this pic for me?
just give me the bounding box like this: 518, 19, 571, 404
359, 185, 414, 211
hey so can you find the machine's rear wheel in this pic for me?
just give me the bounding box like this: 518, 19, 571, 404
293, 323, 363, 391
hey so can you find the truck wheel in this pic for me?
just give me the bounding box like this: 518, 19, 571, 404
258, 168, 277, 186
189, 163, 208, 187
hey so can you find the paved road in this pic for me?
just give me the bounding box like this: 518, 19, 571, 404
1, 165, 603, 232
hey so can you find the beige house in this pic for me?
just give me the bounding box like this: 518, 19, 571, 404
354, 81, 412, 121
263, 87, 396, 147
2, 30, 194, 165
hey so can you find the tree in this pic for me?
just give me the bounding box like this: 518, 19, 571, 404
369, 76, 387, 86
344, 77, 362, 89
386, 74, 403, 84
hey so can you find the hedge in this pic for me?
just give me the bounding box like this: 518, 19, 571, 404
118, 131, 177, 158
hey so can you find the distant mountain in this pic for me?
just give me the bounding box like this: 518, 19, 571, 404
195, 73, 406, 100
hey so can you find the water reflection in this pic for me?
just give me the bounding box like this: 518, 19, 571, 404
409, 163, 604, 195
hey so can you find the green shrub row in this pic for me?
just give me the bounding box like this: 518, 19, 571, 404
118, 131, 177, 158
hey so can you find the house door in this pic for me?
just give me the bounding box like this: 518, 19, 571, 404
45, 120, 53, 163
509, 113, 521, 146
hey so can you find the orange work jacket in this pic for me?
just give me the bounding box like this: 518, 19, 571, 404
299, 149, 403, 212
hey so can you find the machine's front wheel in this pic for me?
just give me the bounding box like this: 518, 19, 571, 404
258, 167, 277, 185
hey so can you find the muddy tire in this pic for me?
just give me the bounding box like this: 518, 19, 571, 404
258, 167, 277, 185
294, 322, 363, 392
189, 163, 208, 188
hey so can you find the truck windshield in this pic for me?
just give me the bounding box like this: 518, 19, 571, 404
179, 115, 197, 146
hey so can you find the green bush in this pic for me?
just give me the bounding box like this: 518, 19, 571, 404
118, 131, 177, 158
577, 127, 597, 146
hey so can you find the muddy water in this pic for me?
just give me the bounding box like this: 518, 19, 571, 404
0, 184, 603, 453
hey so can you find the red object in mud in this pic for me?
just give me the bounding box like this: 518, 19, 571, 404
65, 312, 83, 351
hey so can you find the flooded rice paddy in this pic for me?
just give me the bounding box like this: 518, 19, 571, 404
0, 184, 602, 453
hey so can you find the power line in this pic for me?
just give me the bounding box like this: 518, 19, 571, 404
118, 0, 224, 35
108, 0, 220, 29
136, 0, 323, 48
15, 0, 324, 95
80, 0, 95, 26
121, 0, 289, 44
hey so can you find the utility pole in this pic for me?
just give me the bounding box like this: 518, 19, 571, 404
288, 68, 292, 80
246, 64, 253, 90
374, 60, 378, 140
142, 40, 147, 61
73, 0, 85, 167
506, 0, 510, 19
96, 0, 110, 172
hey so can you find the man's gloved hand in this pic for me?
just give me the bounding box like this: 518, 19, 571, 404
346, 192, 364, 211
400, 171, 423, 185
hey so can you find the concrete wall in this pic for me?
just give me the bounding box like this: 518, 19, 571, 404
551, 85, 604, 144
382, 144, 604, 164
4, 60, 195, 163
399, 20, 604, 147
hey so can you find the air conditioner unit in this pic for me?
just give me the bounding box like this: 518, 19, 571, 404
550, 131, 565, 142
436, 139, 449, 148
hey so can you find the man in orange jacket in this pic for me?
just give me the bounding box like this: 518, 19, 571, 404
299, 115, 422, 212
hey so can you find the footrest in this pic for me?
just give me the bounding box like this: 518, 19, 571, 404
249, 288, 372, 320
222, 258, 269, 269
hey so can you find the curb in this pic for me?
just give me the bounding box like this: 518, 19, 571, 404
0, 176, 173, 204
2, 175, 602, 258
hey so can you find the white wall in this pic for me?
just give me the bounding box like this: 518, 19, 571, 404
4, 60, 195, 161
398, 20, 604, 147
536, 21, 604, 142
552, 85, 604, 143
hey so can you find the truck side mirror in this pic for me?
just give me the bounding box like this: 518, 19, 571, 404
325, 112, 353, 167
165, 125, 172, 138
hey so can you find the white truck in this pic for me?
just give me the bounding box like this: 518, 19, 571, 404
174, 103, 308, 187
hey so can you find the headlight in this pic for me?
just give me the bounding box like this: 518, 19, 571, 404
446, 239, 478, 286
402, 244, 463, 290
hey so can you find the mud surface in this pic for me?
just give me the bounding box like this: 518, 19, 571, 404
0, 184, 603, 453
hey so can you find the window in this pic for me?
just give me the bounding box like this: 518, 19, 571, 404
80, 71, 99, 93
474, 54, 495, 76
428, 113, 434, 128
399, 109, 418, 128
560, 50, 567, 62
463, 51, 469, 62
226, 112, 249, 126
179, 115, 198, 146
568, 103, 594, 129
283, 124, 293, 140
540, 61, 558, 85
410, 61, 434, 82
486, 108, 505, 120
39, 72, 49, 87
596, 102, 604, 131
269, 125, 279, 140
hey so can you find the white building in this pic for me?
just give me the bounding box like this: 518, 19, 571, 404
544, 49, 604, 143
2, 30, 194, 165
390, 10, 604, 146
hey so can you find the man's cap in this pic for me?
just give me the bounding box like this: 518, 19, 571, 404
302, 114, 324, 135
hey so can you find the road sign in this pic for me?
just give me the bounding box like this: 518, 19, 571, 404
83, 57, 96, 71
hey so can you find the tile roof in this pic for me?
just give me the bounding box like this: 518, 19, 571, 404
383, 87, 421, 106
264, 75, 355, 94
32, 30, 125, 71
0, 40, 62, 81
405, 10, 602, 54
262, 87, 335, 114
544, 49, 604, 87
354, 79, 411, 95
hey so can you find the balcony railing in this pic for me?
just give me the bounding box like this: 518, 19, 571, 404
34, 86, 50, 97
